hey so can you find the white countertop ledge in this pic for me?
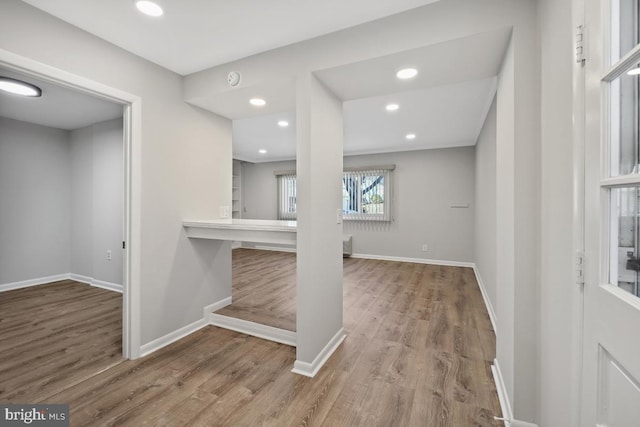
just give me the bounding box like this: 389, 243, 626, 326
183, 219, 297, 245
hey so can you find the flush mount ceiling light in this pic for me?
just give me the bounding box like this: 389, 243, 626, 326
0, 77, 42, 97
250, 98, 266, 107
627, 67, 640, 76
405, 133, 416, 140
135, 0, 163, 17
385, 103, 399, 112
278, 120, 289, 128
396, 68, 418, 80
259, 149, 267, 154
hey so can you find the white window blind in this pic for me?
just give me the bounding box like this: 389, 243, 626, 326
277, 173, 297, 220
275, 166, 393, 221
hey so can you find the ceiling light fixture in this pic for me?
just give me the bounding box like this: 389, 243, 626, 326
396, 68, 418, 79
250, 98, 266, 107
259, 149, 267, 154
0, 77, 42, 97
385, 103, 399, 112
627, 67, 640, 76
278, 120, 289, 128
135, 0, 164, 17
406, 133, 416, 140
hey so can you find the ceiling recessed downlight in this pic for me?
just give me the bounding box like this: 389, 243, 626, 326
135, 0, 164, 17
259, 149, 267, 154
250, 98, 266, 107
278, 120, 289, 128
396, 68, 418, 79
405, 133, 416, 140
385, 103, 399, 112
0, 77, 42, 97
628, 67, 640, 76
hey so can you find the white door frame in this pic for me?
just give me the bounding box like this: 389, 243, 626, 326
0, 48, 142, 359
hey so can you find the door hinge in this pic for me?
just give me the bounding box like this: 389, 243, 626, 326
576, 25, 586, 65
122, 241, 126, 250
576, 250, 585, 285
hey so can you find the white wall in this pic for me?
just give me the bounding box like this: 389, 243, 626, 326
538, 0, 579, 425
242, 147, 475, 263
1, 0, 232, 348
70, 118, 123, 286
474, 98, 497, 321
0, 117, 71, 284
294, 73, 344, 368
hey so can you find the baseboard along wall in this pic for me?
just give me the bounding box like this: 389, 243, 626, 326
0, 273, 122, 293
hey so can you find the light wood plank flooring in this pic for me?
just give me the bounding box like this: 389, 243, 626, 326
0, 280, 123, 403
2, 252, 500, 426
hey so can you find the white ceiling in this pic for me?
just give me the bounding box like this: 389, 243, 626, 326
232, 29, 509, 163
0, 68, 123, 130
21, 0, 440, 76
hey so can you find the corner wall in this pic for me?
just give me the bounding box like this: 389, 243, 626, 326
0, 117, 71, 285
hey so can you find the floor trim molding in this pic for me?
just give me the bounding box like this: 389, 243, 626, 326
292, 328, 346, 378
350, 253, 474, 268
471, 266, 497, 333
0, 274, 70, 292
139, 317, 209, 358
204, 296, 232, 316
241, 244, 297, 253
492, 358, 512, 426
69, 274, 123, 293
208, 313, 297, 347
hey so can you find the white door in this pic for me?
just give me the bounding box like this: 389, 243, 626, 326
583, 0, 640, 424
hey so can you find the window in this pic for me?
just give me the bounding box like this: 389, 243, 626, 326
276, 167, 393, 221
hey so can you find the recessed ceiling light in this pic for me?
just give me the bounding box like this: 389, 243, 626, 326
385, 103, 399, 112
250, 98, 266, 107
278, 120, 289, 127
259, 149, 267, 154
627, 67, 640, 76
135, 0, 163, 17
406, 133, 416, 140
396, 68, 418, 79
0, 77, 42, 97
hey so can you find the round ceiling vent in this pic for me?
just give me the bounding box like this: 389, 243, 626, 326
227, 71, 241, 87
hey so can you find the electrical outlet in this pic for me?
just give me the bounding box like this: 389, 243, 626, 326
422, 244, 428, 252
106, 250, 112, 260
220, 206, 230, 218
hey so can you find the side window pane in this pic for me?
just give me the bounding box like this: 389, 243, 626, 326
610, 187, 640, 297
610, 64, 640, 176
613, 0, 640, 63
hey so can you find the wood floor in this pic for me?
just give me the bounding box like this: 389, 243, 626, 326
1, 252, 500, 426
215, 248, 297, 331
0, 280, 123, 403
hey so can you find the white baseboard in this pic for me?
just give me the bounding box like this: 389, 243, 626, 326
139, 317, 209, 358
209, 313, 297, 347
204, 296, 232, 316
492, 358, 512, 426
69, 273, 123, 293
243, 244, 297, 253
472, 266, 497, 333
291, 328, 346, 377
0, 273, 70, 292
350, 253, 474, 268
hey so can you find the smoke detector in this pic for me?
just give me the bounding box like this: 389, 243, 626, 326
227, 71, 241, 87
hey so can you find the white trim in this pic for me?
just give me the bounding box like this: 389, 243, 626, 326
204, 296, 232, 315
69, 274, 123, 293
245, 244, 297, 253
350, 253, 475, 268
0, 48, 142, 361
492, 358, 513, 426
0, 274, 69, 292
139, 317, 209, 358
291, 328, 346, 377
208, 314, 297, 347
472, 266, 497, 333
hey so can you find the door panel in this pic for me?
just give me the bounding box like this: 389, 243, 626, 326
583, 0, 640, 425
